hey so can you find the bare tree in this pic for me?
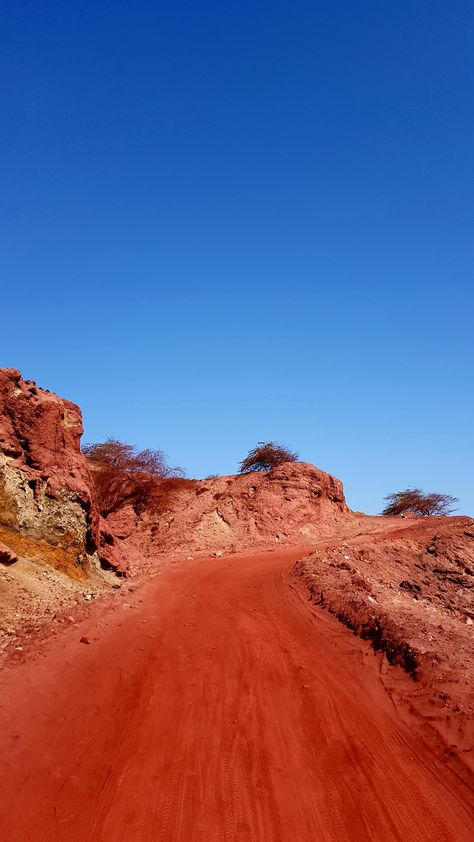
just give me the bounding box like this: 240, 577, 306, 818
83, 439, 184, 515
381, 488, 458, 517
239, 441, 298, 473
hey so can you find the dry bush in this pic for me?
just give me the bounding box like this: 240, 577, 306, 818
83, 439, 184, 516
239, 441, 298, 473
381, 488, 458, 517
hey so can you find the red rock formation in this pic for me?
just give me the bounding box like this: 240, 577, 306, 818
0, 369, 351, 577
110, 461, 352, 570
0, 369, 127, 576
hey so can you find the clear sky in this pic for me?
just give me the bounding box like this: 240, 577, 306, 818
1, 1, 473, 515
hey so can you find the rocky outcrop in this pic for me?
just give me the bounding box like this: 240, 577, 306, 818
0, 542, 17, 565
0, 368, 350, 576
97, 516, 129, 575
0, 369, 127, 576
113, 461, 351, 567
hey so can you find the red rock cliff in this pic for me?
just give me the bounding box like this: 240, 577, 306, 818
0, 369, 127, 576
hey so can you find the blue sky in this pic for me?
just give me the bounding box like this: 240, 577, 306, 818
1, 1, 473, 514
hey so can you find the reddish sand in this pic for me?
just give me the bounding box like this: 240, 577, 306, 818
0, 548, 473, 841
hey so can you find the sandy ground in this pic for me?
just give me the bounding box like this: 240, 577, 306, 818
0, 546, 473, 841
0, 555, 119, 660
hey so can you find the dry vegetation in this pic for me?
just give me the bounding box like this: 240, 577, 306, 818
83, 439, 185, 516
382, 488, 458, 517
239, 441, 299, 473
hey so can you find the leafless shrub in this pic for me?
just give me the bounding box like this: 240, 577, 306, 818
381, 488, 458, 517
239, 441, 298, 473
83, 439, 184, 516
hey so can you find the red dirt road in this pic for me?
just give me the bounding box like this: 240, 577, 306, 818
0, 548, 473, 841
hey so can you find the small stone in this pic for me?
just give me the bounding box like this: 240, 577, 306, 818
80, 636, 91, 644
0, 543, 18, 566
399, 580, 421, 594
465, 617, 473, 626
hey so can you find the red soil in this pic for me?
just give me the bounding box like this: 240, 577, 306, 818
0, 547, 472, 841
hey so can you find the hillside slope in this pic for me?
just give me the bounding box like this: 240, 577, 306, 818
106, 462, 353, 570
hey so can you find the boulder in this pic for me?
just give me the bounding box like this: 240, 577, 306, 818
0, 541, 17, 565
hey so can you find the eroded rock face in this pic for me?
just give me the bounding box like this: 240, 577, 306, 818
0, 369, 127, 576
118, 461, 351, 566
97, 516, 129, 575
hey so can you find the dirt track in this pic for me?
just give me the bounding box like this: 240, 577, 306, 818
0, 548, 473, 841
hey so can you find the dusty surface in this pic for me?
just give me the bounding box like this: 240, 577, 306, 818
293, 516, 474, 764
0, 547, 473, 842
0, 554, 121, 659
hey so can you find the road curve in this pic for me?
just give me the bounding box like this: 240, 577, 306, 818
0, 547, 473, 841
